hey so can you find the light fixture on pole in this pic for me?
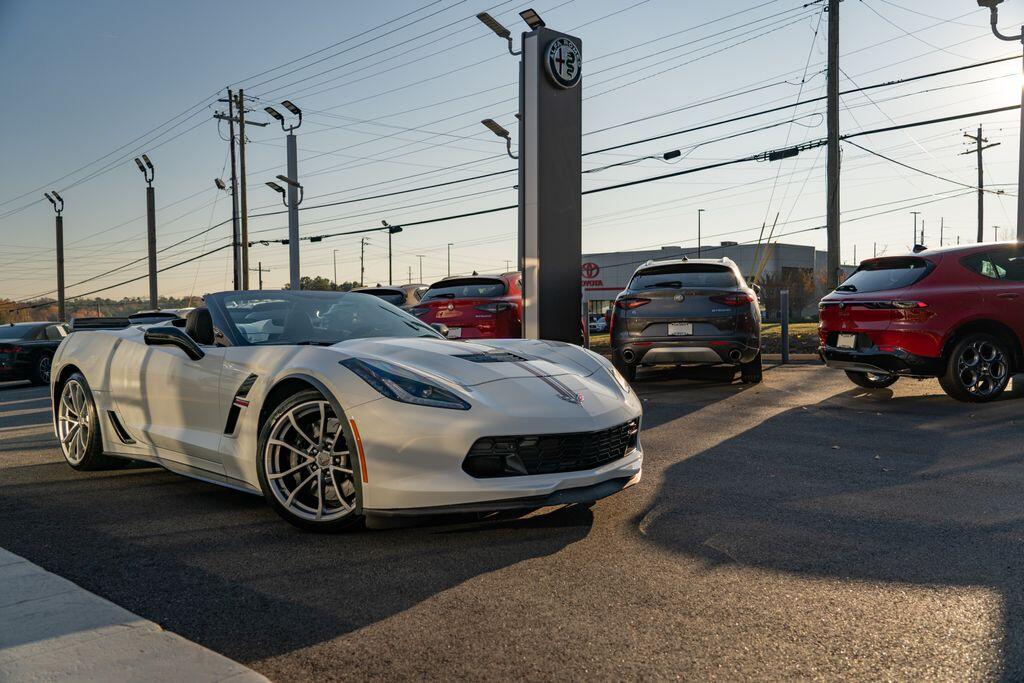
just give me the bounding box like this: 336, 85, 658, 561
266, 100, 303, 289
476, 12, 520, 55
519, 8, 545, 29
481, 118, 517, 159
382, 220, 404, 286
134, 154, 158, 309
976, 0, 1024, 241
214, 178, 227, 191
44, 191, 66, 322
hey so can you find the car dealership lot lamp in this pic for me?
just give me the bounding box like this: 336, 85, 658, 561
265, 101, 303, 289
133, 154, 158, 309
43, 191, 65, 322
977, 0, 1024, 240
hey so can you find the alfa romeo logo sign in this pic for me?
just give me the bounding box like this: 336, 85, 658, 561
545, 37, 581, 89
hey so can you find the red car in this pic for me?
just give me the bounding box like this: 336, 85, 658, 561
408, 272, 522, 339
819, 242, 1023, 402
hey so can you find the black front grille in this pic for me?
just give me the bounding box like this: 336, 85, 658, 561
463, 419, 639, 478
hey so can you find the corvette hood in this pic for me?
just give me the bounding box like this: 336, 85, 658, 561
328, 337, 604, 387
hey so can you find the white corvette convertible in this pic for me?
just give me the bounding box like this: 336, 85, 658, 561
51, 291, 643, 530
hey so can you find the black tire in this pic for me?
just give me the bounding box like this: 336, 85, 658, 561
30, 353, 53, 386
613, 355, 636, 382
257, 389, 364, 532
740, 352, 763, 384
55, 372, 120, 470
845, 370, 899, 389
938, 332, 1012, 403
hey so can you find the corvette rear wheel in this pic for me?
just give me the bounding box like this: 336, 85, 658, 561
257, 390, 362, 531
57, 373, 118, 470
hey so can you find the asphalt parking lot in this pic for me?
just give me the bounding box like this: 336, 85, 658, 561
3, 363, 1024, 681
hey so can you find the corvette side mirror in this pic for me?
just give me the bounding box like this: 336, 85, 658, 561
144, 326, 205, 360
430, 322, 450, 338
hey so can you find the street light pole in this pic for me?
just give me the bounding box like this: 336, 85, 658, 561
134, 155, 157, 309
910, 211, 921, 247
264, 101, 303, 290
416, 254, 424, 282
44, 192, 65, 321
333, 249, 338, 287
381, 221, 403, 286
447, 243, 453, 277
978, 0, 1024, 240
697, 208, 705, 258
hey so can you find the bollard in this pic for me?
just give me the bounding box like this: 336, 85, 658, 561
780, 289, 790, 365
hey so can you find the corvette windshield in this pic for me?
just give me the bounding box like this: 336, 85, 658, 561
217, 291, 442, 346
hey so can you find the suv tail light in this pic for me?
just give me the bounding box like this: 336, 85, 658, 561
710, 293, 755, 306
615, 297, 651, 310
475, 302, 514, 313
0, 345, 22, 360
891, 300, 928, 309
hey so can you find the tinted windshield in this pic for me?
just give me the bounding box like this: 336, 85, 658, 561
630, 264, 737, 289
423, 278, 506, 300
215, 291, 442, 345
357, 289, 405, 306
0, 325, 36, 340
836, 257, 932, 293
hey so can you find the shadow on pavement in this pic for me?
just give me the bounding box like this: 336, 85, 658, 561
639, 385, 1024, 680
0, 458, 592, 664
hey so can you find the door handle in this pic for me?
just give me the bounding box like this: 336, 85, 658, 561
997, 293, 1020, 300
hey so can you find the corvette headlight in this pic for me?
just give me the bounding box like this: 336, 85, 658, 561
340, 358, 470, 410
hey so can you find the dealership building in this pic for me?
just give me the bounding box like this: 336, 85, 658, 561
582, 242, 844, 319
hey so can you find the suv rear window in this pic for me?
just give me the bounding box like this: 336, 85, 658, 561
423, 278, 506, 300
836, 257, 932, 293
629, 264, 737, 290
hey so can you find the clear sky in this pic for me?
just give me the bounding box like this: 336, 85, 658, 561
2, 0, 1023, 301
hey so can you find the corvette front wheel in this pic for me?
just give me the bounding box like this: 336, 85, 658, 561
257, 389, 363, 532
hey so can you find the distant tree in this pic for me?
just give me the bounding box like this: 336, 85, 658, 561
283, 277, 359, 291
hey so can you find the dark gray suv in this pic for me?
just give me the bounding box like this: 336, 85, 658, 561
610, 257, 762, 383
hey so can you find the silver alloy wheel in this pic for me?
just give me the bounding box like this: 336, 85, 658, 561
956, 339, 1009, 398
57, 380, 90, 464
264, 399, 357, 522
38, 355, 51, 383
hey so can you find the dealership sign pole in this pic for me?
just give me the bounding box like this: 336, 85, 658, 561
519, 14, 583, 343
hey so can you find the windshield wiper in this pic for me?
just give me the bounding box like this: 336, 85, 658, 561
835, 284, 858, 292
644, 280, 682, 289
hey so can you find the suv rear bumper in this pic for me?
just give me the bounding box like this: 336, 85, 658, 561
819, 345, 944, 377
615, 335, 759, 366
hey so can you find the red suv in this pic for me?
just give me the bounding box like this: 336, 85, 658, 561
408, 272, 522, 339
819, 242, 1023, 402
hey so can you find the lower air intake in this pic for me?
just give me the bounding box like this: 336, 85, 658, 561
463, 419, 639, 478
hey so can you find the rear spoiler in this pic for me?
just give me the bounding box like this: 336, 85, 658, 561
69, 317, 131, 331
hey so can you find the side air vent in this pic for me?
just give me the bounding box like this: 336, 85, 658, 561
454, 352, 531, 363
106, 411, 136, 444
224, 373, 259, 436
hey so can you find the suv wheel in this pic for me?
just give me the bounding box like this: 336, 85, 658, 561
845, 371, 898, 389
740, 352, 762, 384
939, 333, 1011, 402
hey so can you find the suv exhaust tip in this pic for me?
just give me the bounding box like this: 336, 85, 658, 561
621, 349, 637, 363
728, 349, 743, 362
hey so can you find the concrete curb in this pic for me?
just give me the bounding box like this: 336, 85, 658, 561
0, 548, 269, 683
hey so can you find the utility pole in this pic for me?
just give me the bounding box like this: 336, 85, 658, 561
44, 192, 65, 321
940, 217, 944, 246
360, 237, 367, 286
994, 225, 1001, 242
223, 90, 241, 290
873, 242, 877, 258
920, 219, 925, 246
697, 208, 705, 258
408, 265, 412, 284
416, 254, 424, 282
962, 126, 999, 243
237, 89, 250, 290
250, 262, 267, 290
825, 0, 841, 289
333, 249, 339, 287
133, 155, 157, 309
910, 211, 921, 247
447, 243, 453, 277
853, 244, 857, 264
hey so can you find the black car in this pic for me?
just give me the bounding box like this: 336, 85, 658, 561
610, 257, 762, 383
0, 322, 69, 385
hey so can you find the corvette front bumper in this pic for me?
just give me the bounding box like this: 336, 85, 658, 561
346, 376, 643, 514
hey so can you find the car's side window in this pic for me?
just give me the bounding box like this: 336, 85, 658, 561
964, 248, 1024, 281
44, 325, 67, 341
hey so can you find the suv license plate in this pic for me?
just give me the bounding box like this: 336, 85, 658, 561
447, 327, 462, 339
668, 322, 693, 336
837, 333, 856, 349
